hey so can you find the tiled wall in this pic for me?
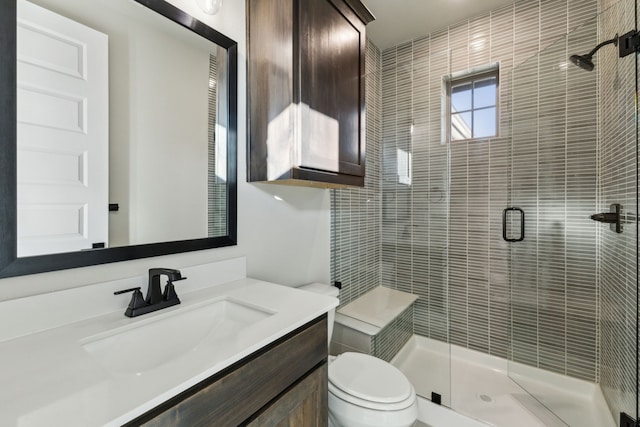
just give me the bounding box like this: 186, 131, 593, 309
331, 1, 638, 409
330, 307, 414, 362
597, 0, 638, 419
374, 307, 414, 362
331, 40, 382, 306
380, 44, 451, 344
509, 11, 600, 382
208, 53, 227, 237
378, 0, 600, 381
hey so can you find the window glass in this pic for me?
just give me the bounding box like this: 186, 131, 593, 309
451, 111, 472, 140
473, 77, 496, 109
474, 107, 497, 138
451, 83, 472, 112
447, 68, 498, 141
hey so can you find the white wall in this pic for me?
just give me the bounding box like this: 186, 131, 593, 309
0, 0, 331, 301
128, 22, 210, 245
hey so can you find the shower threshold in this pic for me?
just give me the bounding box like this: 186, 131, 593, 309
392, 336, 615, 427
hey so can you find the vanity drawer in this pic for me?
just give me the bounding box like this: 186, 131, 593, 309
246, 362, 327, 426
125, 315, 327, 427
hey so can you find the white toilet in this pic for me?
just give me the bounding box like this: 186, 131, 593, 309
298, 283, 418, 427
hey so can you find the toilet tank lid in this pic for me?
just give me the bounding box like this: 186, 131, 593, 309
297, 283, 340, 298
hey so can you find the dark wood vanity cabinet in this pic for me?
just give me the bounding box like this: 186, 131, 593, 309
246, 363, 327, 426
125, 316, 328, 427
247, 0, 374, 188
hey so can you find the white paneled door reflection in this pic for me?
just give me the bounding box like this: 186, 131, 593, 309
16, 0, 108, 257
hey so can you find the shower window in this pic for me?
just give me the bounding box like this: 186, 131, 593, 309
446, 67, 499, 141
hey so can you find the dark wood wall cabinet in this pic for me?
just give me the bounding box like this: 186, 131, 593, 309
247, 0, 374, 188
124, 315, 328, 427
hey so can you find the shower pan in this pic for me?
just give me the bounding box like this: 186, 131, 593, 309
507, 1, 639, 425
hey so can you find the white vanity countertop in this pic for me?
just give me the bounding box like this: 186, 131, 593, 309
0, 278, 337, 427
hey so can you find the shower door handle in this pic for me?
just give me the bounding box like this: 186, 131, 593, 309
502, 207, 525, 242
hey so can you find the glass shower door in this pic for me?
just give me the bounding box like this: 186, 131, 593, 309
376, 44, 453, 407
507, 1, 639, 425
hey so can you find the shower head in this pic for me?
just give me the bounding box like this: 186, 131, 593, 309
568, 34, 618, 71
569, 54, 594, 71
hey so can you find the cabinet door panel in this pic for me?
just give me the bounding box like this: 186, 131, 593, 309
299, 0, 365, 177
247, 0, 294, 182
246, 363, 328, 427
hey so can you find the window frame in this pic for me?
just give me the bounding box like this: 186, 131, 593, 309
445, 66, 500, 143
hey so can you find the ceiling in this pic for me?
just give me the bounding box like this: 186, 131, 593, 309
361, 0, 517, 50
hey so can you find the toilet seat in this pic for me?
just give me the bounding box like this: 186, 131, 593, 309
328, 352, 416, 411
328, 381, 417, 411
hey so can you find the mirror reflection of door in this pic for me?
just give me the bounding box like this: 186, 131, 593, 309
16, 0, 108, 257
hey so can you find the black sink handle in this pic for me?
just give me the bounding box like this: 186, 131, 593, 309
114, 287, 142, 295
114, 287, 148, 316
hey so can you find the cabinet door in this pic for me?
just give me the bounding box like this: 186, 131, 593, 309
246, 363, 328, 427
298, 0, 365, 177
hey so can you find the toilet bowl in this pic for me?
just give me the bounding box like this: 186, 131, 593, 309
297, 283, 418, 427
328, 351, 418, 427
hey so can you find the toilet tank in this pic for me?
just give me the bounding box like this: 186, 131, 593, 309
297, 283, 339, 344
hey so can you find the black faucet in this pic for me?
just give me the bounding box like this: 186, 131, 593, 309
114, 268, 187, 317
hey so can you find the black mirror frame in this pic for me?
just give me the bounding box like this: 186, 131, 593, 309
0, 0, 237, 278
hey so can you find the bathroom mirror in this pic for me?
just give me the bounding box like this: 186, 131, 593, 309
0, 0, 237, 277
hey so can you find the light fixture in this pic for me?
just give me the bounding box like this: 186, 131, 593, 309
195, 0, 222, 15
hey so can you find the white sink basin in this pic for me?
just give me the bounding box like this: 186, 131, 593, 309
81, 298, 274, 375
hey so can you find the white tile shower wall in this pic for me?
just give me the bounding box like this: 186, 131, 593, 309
598, 0, 638, 420
330, 0, 603, 382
